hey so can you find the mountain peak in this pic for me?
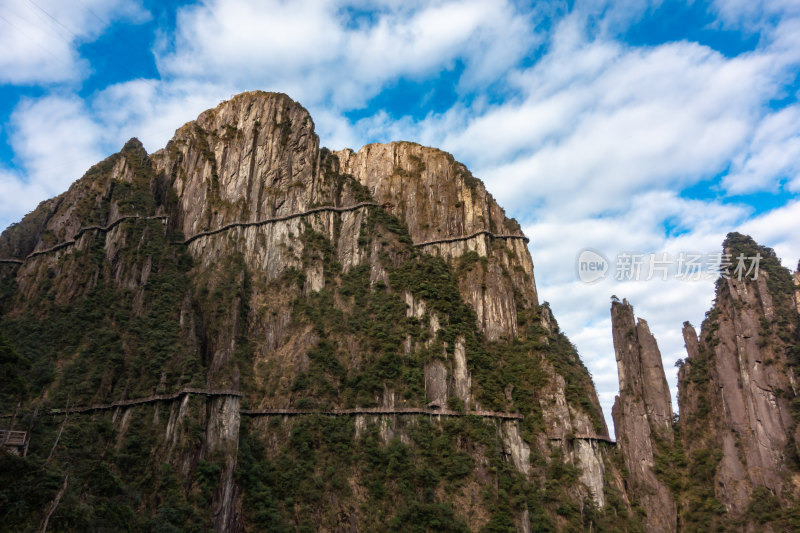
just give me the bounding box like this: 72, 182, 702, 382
0, 90, 620, 532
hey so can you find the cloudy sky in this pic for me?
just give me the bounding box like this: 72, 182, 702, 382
1, 0, 799, 432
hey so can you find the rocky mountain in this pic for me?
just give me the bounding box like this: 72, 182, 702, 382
611, 234, 800, 532
611, 299, 676, 533
0, 92, 635, 532
3, 90, 797, 533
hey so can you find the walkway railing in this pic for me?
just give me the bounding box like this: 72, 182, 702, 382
48, 388, 242, 415
0, 429, 26, 447
176, 202, 381, 245
0, 215, 168, 265
241, 406, 523, 420
547, 433, 615, 444
1, 204, 531, 265
4, 390, 523, 422
414, 230, 529, 247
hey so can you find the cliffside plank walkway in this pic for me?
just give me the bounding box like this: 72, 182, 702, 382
48, 388, 242, 415
4, 389, 523, 422
0, 204, 532, 265
414, 230, 529, 247
241, 407, 524, 420
172, 202, 529, 248
0, 215, 169, 265
176, 202, 381, 245
547, 433, 615, 444
4, 393, 617, 443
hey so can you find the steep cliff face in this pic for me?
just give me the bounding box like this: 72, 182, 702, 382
0, 91, 632, 532
334, 143, 535, 342
611, 299, 677, 533
676, 233, 800, 530
613, 233, 800, 532
794, 260, 799, 314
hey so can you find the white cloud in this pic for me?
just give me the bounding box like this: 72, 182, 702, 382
712, 0, 800, 33
0, 0, 148, 85
156, 0, 537, 110
426, 38, 783, 218
739, 200, 800, 269
724, 104, 800, 193
157, 0, 342, 81
6, 96, 104, 215
0, 166, 47, 223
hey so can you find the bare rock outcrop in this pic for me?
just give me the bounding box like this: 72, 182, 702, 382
0, 91, 636, 532
502, 421, 531, 476
153, 92, 321, 235
538, 358, 609, 507
334, 143, 535, 341
573, 439, 606, 508
611, 299, 676, 533
677, 234, 800, 523
794, 260, 800, 314
206, 396, 242, 532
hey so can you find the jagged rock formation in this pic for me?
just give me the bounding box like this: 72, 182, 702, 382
611, 299, 677, 533
794, 260, 800, 314
0, 92, 631, 532
9, 91, 798, 533
613, 234, 800, 532
676, 234, 800, 530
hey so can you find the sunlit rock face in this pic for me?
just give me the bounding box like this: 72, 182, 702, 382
334, 142, 536, 342
611, 299, 677, 533
0, 91, 626, 532
794, 260, 800, 314
612, 233, 800, 532
677, 234, 800, 523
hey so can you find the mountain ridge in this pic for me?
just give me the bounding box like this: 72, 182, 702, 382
4, 91, 797, 532
0, 91, 627, 532
612, 233, 800, 532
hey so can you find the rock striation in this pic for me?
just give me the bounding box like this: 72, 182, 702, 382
0, 91, 623, 532
794, 260, 800, 314
334, 143, 536, 341
613, 233, 800, 532
611, 299, 677, 533
676, 234, 800, 529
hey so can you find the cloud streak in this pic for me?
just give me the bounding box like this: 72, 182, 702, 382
4, 96, 103, 203
156, 0, 537, 110
0, 0, 148, 85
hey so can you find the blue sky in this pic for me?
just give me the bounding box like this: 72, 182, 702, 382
2, 0, 799, 431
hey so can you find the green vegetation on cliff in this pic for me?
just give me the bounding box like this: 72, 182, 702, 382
0, 96, 625, 532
